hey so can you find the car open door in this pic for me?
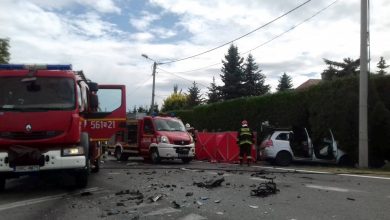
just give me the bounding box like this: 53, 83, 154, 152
329, 129, 338, 160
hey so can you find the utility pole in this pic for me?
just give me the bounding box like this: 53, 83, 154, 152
151, 61, 157, 114
359, 0, 368, 168
142, 54, 158, 114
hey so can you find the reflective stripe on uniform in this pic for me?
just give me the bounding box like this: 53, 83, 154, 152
239, 140, 253, 145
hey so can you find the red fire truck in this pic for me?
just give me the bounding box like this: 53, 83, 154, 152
0, 64, 126, 190
108, 115, 195, 164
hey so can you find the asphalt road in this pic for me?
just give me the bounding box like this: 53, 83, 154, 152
0, 157, 389, 220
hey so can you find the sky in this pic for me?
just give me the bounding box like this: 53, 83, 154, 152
1, 0, 390, 111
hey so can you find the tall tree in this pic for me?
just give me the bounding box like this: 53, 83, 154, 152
207, 76, 220, 104
322, 57, 360, 80
187, 81, 203, 108
219, 44, 244, 100
0, 38, 10, 64
162, 85, 187, 112
242, 54, 270, 96
321, 65, 337, 80
376, 56, 389, 76
277, 73, 293, 92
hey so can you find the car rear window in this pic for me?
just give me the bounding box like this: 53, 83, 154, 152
275, 132, 289, 141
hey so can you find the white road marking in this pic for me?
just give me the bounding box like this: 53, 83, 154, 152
143, 207, 181, 216
254, 165, 390, 180
256, 166, 331, 174
250, 177, 273, 182
206, 171, 232, 176
0, 187, 101, 212
178, 213, 207, 220
338, 174, 390, 180
305, 184, 350, 192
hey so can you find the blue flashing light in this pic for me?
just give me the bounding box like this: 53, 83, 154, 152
0, 64, 72, 70
0, 64, 24, 70
46, 64, 72, 70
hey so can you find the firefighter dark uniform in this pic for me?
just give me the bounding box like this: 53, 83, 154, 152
237, 120, 254, 166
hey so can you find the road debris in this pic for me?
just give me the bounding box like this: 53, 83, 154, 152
216, 211, 224, 215
185, 192, 194, 197
193, 177, 225, 188
115, 190, 144, 200
149, 194, 162, 202
172, 201, 181, 209
347, 197, 355, 201
250, 170, 269, 177
80, 191, 92, 196
200, 196, 209, 200
214, 199, 221, 203
251, 178, 279, 197
249, 205, 259, 209
196, 201, 204, 206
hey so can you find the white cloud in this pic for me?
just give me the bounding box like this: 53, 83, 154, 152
30, 0, 121, 14
1, 0, 390, 108
129, 11, 160, 30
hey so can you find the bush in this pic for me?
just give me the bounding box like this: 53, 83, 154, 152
173, 76, 390, 166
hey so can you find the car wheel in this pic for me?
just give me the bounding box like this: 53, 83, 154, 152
182, 158, 192, 164
150, 148, 161, 164
0, 176, 5, 192
275, 151, 292, 166
338, 155, 353, 167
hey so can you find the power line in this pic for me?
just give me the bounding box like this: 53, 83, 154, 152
160, 0, 312, 65
157, 67, 209, 88
159, 0, 338, 75
127, 74, 153, 94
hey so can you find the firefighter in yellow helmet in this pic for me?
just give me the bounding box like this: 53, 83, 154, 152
237, 120, 254, 166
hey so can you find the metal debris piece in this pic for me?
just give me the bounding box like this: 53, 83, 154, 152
185, 192, 194, 197
193, 177, 225, 188
172, 201, 181, 209
216, 212, 224, 215
80, 191, 92, 196
347, 197, 355, 201
196, 201, 203, 206
250, 170, 268, 177
249, 205, 259, 209
214, 199, 221, 203
200, 196, 209, 200
251, 178, 279, 197
149, 194, 162, 202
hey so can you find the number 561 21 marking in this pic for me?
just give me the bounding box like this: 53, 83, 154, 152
90, 121, 115, 129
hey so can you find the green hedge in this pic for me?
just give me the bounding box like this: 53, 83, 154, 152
173, 76, 390, 166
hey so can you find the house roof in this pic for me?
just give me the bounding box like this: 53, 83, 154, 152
295, 79, 321, 90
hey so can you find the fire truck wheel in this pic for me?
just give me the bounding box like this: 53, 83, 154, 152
75, 159, 90, 188
115, 147, 128, 161
150, 148, 161, 164
91, 157, 100, 173
0, 176, 5, 191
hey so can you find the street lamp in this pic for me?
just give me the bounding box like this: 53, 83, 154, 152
142, 54, 158, 114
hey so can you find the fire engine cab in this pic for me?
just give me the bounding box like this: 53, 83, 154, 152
0, 64, 126, 190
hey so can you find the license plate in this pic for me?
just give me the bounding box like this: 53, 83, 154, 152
178, 154, 188, 158
14, 165, 40, 172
